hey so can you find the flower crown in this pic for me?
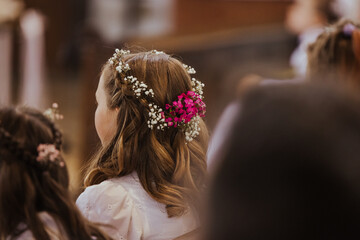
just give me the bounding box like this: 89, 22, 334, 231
43, 103, 64, 121
0, 127, 65, 169
0, 104, 65, 169
37, 144, 64, 167
108, 49, 206, 142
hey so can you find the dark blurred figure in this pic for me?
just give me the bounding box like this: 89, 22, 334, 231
308, 19, 360, 89
206, 84, 360, 240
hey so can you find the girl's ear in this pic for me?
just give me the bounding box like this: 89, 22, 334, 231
115, 107, 120, 112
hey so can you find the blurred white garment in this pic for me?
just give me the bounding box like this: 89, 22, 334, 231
137, 0, 175, 37
19, 10, 46, 109
87, 0, 175, 42
207, 102, 240, 173
77, 172, 198, 240
0, 27, 12, 105
9, 212, 66, 240
290, 27, 323, 78
87, 0, 129, 43
333, 0, 360, 21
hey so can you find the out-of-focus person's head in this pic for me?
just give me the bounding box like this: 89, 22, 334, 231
0, 106, 109, 239
0, 107, 68, 238
308, 19, 360, 89
286, 0, 338, 34
206, 84, 360, 240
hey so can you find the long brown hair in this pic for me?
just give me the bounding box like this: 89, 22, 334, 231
84, 51, 209, 217
0, 107, 110, 240
307, 19, 360, 89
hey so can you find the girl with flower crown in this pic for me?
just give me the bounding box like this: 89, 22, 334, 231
0, 106, 110, 240
76, 49, 208, 240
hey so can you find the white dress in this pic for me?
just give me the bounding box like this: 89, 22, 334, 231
76, 172, 198, 240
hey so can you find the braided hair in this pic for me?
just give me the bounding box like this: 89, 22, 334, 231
0, 106, 110, 240
0, 107, 63, 171
0, 127, 35, 166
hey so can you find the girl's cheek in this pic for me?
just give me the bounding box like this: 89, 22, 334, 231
94, 107, 103, 139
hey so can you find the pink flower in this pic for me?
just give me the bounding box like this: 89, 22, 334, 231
178, 109, 185, 115
187, 91, 195, 97
162, 91, 206, 129
187, 107, 195, 114
184, 98, 193, 107
186, 98, 193, 103
178, 93, 186, 99
36, 144, 60, 163
177, 100, 183, 108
